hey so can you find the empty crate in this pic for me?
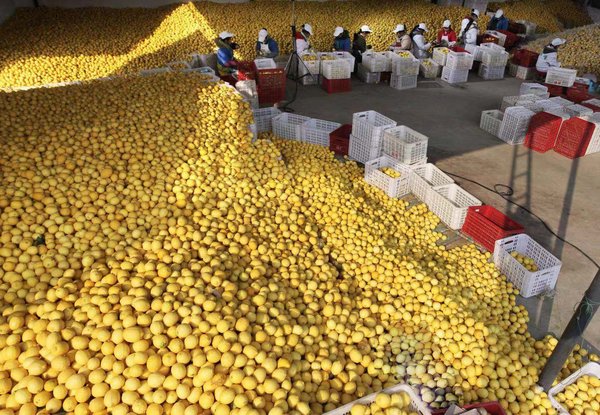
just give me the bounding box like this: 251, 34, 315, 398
382, 126, 428, 164
462, 206, 525, 252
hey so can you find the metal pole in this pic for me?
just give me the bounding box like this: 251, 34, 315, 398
539, 269, 600, 391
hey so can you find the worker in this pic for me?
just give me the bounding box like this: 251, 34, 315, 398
352, 25, 373, 65
536, 38, 566, 74
333, 26, 351, 52
256, 28, 279, 58
215, 31, 238, 77
391, 24, 412, 51
487, 9, 509, 31
436, 20, 457, 47
411, 23, 432, 59
459, 8, 480, 44
295, 23, 313, 54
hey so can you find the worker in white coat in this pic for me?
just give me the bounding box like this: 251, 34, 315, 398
536, 38, 566, 74
459, 8, 480, 45
411, 23, 431, 59
295, 23, 313, 54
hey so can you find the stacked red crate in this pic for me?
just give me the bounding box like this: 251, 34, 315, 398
544, 83, 565, 97
462, 206, 524, 253
329, 124, 352, 155
256, 67, 286, 104
524, 111, 568, 153
554, 116, 598, 158
498, 30, 520, 48
566, 82, 592, 103
512, 49, 538, 68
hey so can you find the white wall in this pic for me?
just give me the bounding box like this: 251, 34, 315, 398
0, 0, 15, 23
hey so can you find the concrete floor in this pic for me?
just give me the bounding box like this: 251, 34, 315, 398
284, 74, 600, 350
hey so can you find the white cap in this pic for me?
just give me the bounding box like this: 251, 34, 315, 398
417, 23, 428, 32
393, 24, 405, 33
551, 38, 567, 46
258, 29, 268, 42
443, 20, 451, 28
303, 24, 313, 35
495, 9, 504, 18
219, 31, 234, 40
334, 26, 344, 37
472, 8, 480, 17
360, 25, 372, 33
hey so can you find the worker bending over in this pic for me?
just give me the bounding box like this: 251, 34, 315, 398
333, 27, 351, 52
295, 23, 313, 54
391, 24, 412, 51
487, 9, 509, 31
215, 31, 238, 77
459, 9, 480, 46
352, 25, 373, 65
411, 23, 431, 59
436, 20, 457, 47
256, 28, 279, 58
536, 38, 566, 74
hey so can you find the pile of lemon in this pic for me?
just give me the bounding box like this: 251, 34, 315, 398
0, 72, 598, 415
348, 391, 417, 415
511, 252, 539, 272
379, 168, 402, 179
554, 374, 600, 415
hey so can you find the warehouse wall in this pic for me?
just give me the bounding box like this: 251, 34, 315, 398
0, 0, 15, 23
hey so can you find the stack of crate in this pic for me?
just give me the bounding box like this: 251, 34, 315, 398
478, 48, 509, 80
440, 50, 474, 84
348, 111, 396, 163
389, 51, 419, 90
358, 51, 390, 84
319, 55, 353, 93
510, 49, 539, 80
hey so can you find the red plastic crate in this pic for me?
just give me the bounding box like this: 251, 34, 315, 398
321, 77, 351, 94
433, 402, 507, 415
380, 72, 392, 84
524, 111, 567, 153
582, 103, 600, 112
508, 21, 527, 35
566, 88, 592, 104
498, 30, 520, 48
462, 206, 524, 252
512, 49, 538, 68
449, 45, 468, 53
545, 83, 566, 97
257, 86, 285, 105
237, 61, 256, 81
256, 68, 286, 90
329, 124, 351, 155
554, 116, 597, 158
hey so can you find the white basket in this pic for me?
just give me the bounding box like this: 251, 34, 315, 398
480, 42, 505, 53
382, 126, 428, 164
545, 68, 577, 87
365, 155, 412, 198
357, 64, 381, 84
349, 134, 382, 164
481, 50, 509, 67
583, 98, 600, 107
516, 20, 537, 37
564, 104, 593, 117
508, 62, 518, 77
535, 99, 565, 112
429, 184, 482, 230
300, 119, 342, 147
321, 59, 352, 80
500, 94, 540, 112
441, 66, 469, 84
299, 54, 321, 78
464, 43, 480, 60
515, 65, 535, 80
548, 362, 600, 415
419, 59, 440, 79
485, 30, 507, 46
300, 73, 320, 85
254, 58, 277, 70
520, 82, 548, 97
390, 75, 418, 90
480, 110, 504, 137
432, 47, 451, 66
362, 51, 391, 72
409, 163, 454, 204
391, 55, 420, 76
352, 111, 396, 141
478, 65, 505, 80
498, 106, 536, 144
323, 384, 431, 415
446, 51, 474, 70
549, 96, 573, 107
332, 51, 356, 73
493, 234, 562, 298
139, 67, 172, 76
272, 113, 311, 140
253, 107, 282, 133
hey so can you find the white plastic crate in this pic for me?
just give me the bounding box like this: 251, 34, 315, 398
478, 65, 505, 80
391, 55, 419, 76
545, 67, 577, 87
323, 384, 431, 415
365, 155, 412, 198
428, 184, 482, 230
382, 126, 428, 164
515, 65, 535, 80
321, 58, 352, 80
253, 107, 282, 133
272, 113, 311, 140
390, 75, 418, 90
390, 50, 415, 60
565, 104, 593, 117
409, 163, 454, 204
583, 98, 600, 107
500, 94, 540, 112
332, 51, 355, 73
493, 234, 562, 298
419, 59, 440, 79
480, 42, 505, 53
480, 110, 504, 137
549, 96, 573, 107
520, 82, 548, 97
349, 134, 382, 164
535, 99, 564, 112
508, 62, 518, 77
441, 66, 469, 84
300, 119, 342, 147
300, 73, 320, 85
485, 30, 507, 46
362, 51, 390, 72
548, 362, 600, 415
254, 58, 277, 70
464, 43, 480, 60
481, 50, 509, 67
432, 47, 451, 66
352, 111, 396, 141
446, 51, 474, 70
299, 53, 320, 78
516, 20, 537, 37
357, 64, 381, 84
498, 106, 536, 145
